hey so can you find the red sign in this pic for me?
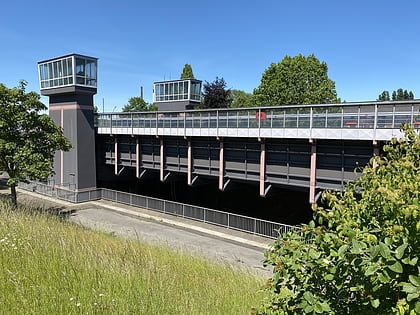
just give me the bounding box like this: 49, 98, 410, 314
255, 112, 267, 121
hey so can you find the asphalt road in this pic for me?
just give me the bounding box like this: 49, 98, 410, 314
1, 184, 273, 277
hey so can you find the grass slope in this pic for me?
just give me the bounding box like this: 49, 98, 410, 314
0, 200, 264, 314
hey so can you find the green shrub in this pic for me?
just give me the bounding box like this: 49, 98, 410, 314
256, 125, 420, 314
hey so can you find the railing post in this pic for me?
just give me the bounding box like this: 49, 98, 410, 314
254, 218, 257, 235
227, 213, 230, 229
325, 109, 328, 128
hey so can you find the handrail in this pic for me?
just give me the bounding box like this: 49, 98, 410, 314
95, 100, 420, 133
18, 182, 295, 238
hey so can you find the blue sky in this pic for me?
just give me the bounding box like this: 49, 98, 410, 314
1, 0, 419, 111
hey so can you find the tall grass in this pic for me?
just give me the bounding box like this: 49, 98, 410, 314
0, 199, 264, 314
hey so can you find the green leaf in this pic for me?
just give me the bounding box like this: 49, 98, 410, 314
379, 242, 391, 259
415, 301, 420, 313
365, 265, 380, 276
378, 270, 391, 283
409, 275, 420, 286
403, 283, 418, 294
309, 249, 321, 260
303, 291, 315, 305
395, 243, 408, 259
388, 261, 403, 273
370, 245, 380, 259
338, 245, 349, 258
407, 293, 419, 302
314, 302, 324, 313
304, 305, 314, 313
371, 298, 380, 308
320, 302, 331, 312
409, 257, 418, 266
351, 239, 361, 254
324, 274, 334, 281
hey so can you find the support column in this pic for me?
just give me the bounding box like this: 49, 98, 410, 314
114, 137, 118, 175
187, 138, 192, 186
259, 139, 266, 197
60, 108, 64, 184
309, 139, 317, 204
219, 138, 224, 191
372, 140, 380, 168
160, 137, 164, 182
136, 137, 140, 178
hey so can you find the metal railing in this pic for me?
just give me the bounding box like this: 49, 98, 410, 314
96, 100, 420, 133
18, 182, 296, 238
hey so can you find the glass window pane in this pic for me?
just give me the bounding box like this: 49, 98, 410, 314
76, 58, 85, 76
67, 57, 73, 75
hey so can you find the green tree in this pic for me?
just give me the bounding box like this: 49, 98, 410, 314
0, 81, 71, 205
180, 64, 195, 79
391, 89, 415, 101
229, 89, 255, 108
253, 54, 339, 106
122, 97, 149, 112
256, 125, 420, 314
202, 77, 232, 109
378, 90, 390, 101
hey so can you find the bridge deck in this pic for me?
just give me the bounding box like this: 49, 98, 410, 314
94, 101, 420, 203
96, 101, 420, 141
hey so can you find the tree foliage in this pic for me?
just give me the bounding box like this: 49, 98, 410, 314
253, 54, 339, 106
180, 64, 195, 79
378, 90, 391, 101
202, 77, 232, 109
378, 89, 414, 101
122, 97, 149, 112
0, 81, 71, 205
229, 89, 255, 108
256, 125, 420, 314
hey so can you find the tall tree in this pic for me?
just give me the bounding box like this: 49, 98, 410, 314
381, 89, 415, 101
391, 88, 415, 101
0, 81, 72, 205
122, 96, 149, 112
202, 77, 231, 109
180, 64, 195, 79
229, 89, 255, 108
378, 90, 390, 101
253, 54, 339, 106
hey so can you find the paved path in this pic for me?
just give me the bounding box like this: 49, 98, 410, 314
1, 184, 273, 277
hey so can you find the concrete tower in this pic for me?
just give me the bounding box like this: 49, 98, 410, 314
38, 54, 97, 191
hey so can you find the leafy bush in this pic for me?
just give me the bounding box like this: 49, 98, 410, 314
256, 125, 420, 314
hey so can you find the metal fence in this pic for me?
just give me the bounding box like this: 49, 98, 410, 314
96, 100, 420, 132
18, 182, 297, 239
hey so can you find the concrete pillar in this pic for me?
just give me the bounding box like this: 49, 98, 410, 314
187, 138, 192, 186
114, 137, 118, 175
136, 137, 140, 178
372, 140, 380, 168
219, 138, 224, 191
160, 137, 164, 182
309, 139, 317, 204
259, 139, 266, 197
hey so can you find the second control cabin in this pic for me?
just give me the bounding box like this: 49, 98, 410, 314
153, 79, 202, 111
